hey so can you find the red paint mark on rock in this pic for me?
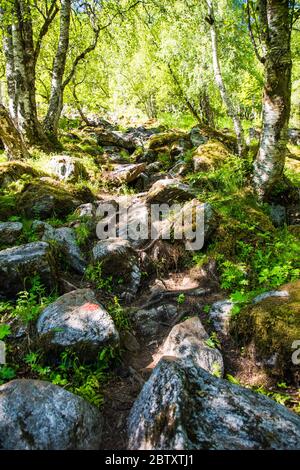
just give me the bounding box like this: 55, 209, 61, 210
82, 302, 99, 311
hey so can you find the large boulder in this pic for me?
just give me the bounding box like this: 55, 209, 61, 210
36, 289, 119, 357
152, 317, 224, 376
231, 281, 300, 384
193, 140, 231, 172
17, 180, 82, 219
32, 221, 86, 274
0, 242, 56, 298
0, 162, 41, 189
0, 379, 103, 449
128, 357, 300, 450
48, 155, 88, 182
146, 179, 195, 204
0, 221, 23, 245
92, 238, 141, 295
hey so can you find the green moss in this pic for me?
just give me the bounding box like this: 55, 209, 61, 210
17, 179, 84, 219
0, 162, 42, 190
231, 281, 300, 383
148, 130, 188, 150
0, 194, 17, 220
193, 139, 230, 171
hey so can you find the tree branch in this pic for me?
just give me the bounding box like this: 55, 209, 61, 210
62, 0, 142, 90
34, 0, 59, 64
246, 0, 265, 63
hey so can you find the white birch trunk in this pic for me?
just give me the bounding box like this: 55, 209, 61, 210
44, 0, 71, 139
206, 0, 245, 155
253, 0, 292, 197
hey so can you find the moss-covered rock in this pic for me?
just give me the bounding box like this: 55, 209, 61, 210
0, 161, 41, 189
193, 139, 231, 172
210, 194, 275, 260
231, 281, 300, 384
147, 130, 190, 150
17, 179, 84, 219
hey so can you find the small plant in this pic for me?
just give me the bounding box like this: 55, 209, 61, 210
177, 293, 186, 304
0, 324, 11, 340
108, 297, 131, 331
0, 366, 16, 384
14, 275, 56, 324
253, 385, 291, 406
205, 332, 221, 349
0, 301, 13, 316
212, 362, 222, 378
85, 262, 113, 292
203, 304, 211, 314
46, 217, 65, 228
226, 374, 240, 385
24, 352, 51, 376
75, 223, 90, 246
219, 260, 248, 291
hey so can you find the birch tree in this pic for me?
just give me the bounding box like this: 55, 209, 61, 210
43, 0, 71, 141
205, 0, 245, 155
250, 0, 293, 197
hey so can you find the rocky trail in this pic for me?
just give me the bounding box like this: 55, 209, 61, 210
0, 121, 300, 450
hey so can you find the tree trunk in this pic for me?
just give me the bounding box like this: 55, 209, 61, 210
206, 0, 245, 155
13, 0, 49, 146
253, 0, 292, 197
199, 87, 214, 127
0, 104, 29, 159
2, 26, 18, 122
44, 0, 71, 141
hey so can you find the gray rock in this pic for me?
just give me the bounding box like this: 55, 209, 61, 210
152, 317, 224, 376
105, 163, 147, 185
0, 242, 56, 298
133, 304, 179, 336
0, 379, 103, 449
53, 227, 86, 274
0, 222, 23, 245
37, 289, 119, 356
48, 155, 88, 182
128, 357, 300, 450
118, 199, 149, 249
96, 129, 136, 151
252, 290, 289, 304
146, 178, 195, 204
146, 162, 163, 174
32, 222, 86, 274
92, 238, 141, 295
74, 203, 96, 219
209, 300, 234, 335
269, 204, 286, 227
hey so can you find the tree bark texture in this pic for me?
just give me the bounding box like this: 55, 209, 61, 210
0, 103, 29, 159
253, 0, 292, 197
44, 0, 71, 139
